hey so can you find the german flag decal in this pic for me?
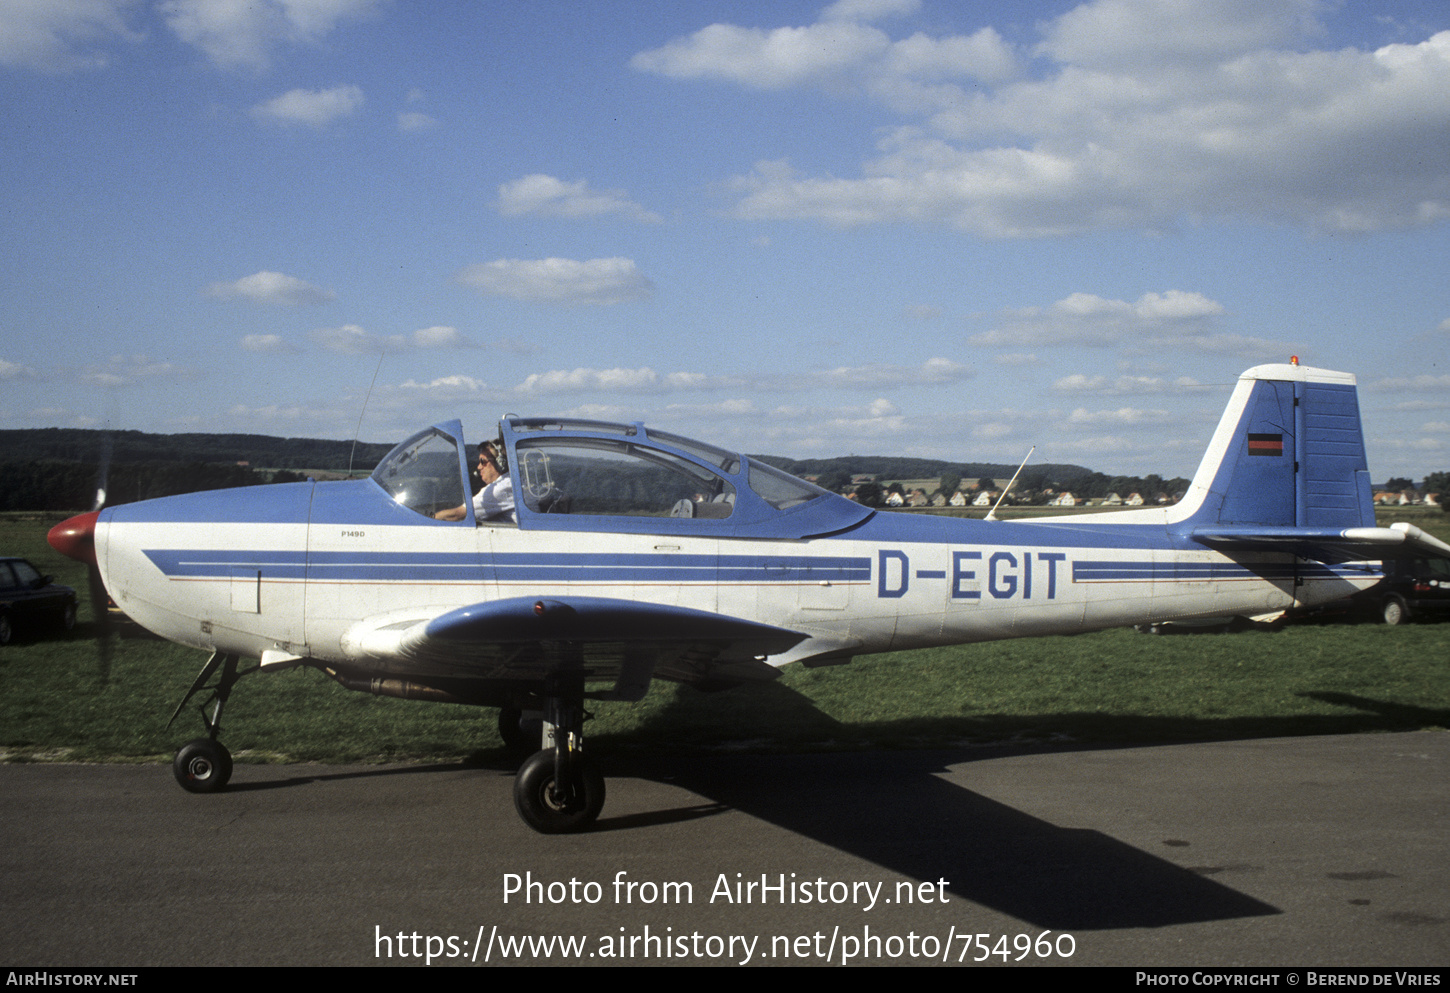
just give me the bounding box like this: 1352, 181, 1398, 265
1247, 433, 1283, 456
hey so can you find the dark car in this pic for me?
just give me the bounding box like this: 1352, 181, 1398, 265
1286, 556, 1450, 626
0, 557, 77, 644
1374, 555, 1450, 625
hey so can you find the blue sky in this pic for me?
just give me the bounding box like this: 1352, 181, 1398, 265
2, 0, 1448, 481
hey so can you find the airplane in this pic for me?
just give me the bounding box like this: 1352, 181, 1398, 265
46, 361, 1450, 833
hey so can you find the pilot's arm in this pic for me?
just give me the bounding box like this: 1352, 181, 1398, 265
435, 475, 515, 522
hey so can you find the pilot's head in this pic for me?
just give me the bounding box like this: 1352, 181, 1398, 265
478, 441, 503, 482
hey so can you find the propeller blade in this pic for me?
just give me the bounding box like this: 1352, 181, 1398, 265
92, 434, 112, 512
87, 563, 113, 685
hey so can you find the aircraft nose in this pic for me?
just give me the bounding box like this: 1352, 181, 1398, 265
48, 511, 100, 567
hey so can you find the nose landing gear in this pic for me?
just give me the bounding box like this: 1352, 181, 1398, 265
168, 651, 243, 794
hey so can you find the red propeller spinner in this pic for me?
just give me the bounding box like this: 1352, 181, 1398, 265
48, 511, 100, 568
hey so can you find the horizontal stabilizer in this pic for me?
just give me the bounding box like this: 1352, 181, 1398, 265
1192, 521, 1450, 562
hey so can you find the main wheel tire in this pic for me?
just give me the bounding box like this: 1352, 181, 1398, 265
513, 749, 605, 834
1382, 597, 1409, 626
172, 738, 233, 793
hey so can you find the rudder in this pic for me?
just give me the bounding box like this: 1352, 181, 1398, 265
1178, 364, 1373, 529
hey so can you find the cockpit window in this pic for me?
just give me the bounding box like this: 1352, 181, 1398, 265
514, 439, 734, 519
511, 418, 637, 437
645, 429, 741, 474
371, 427, 466, 518
747, 459, 831, 510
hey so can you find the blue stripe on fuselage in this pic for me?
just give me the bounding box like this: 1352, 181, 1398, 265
140, 542, 1369, 586
834, 512, 1185, 550
143, 549, 309, 579
1071, 560, 1297, 582
141, 548, 872, 584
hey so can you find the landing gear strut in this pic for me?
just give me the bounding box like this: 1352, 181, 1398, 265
168, 652, 242, 793
513, 673, 604, 833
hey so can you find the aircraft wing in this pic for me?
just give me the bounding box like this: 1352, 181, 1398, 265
1190, 521, 1450, 563
339, 596, 809, 695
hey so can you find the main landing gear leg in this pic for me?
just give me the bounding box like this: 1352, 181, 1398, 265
169, 651, 240, 794
513, 673, 604, 834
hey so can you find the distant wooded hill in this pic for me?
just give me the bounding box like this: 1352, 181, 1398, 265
0, 428, 396, 512
0, 428, 393, 471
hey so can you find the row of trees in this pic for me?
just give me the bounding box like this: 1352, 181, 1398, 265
0, 460, 308, 513
1402, 472, 1449, 495
0, 428, 391, 472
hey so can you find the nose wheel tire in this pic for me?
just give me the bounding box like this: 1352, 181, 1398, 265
513, 749, 604, 834
173, 738, 233, 793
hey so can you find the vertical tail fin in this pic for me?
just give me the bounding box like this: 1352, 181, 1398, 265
1176, 364, 1374, 529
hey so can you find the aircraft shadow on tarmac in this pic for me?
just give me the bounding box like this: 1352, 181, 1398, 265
584, 678, 1443, 931
216, 680, 1448, 932
593, 678, 1283, 932
227, 742, 1279, 932
606, 747, 1280, 933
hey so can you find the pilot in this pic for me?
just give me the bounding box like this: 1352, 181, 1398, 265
435, 441, 515, 523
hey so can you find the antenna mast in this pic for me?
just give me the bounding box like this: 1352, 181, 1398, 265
985, 446, 1035, 521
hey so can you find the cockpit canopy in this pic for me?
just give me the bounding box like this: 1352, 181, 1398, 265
371, 416, 872, 540
370, 426, 468, 518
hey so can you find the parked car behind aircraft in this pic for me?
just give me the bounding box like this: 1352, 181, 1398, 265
1366, 556, 1450, 624
0, 557, 77, 644
1281, 556, 1450, 626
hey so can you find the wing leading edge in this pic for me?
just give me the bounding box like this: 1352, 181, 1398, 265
341, 596, 809, 695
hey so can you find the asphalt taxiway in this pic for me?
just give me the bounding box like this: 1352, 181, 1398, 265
2, 731, 1445, 966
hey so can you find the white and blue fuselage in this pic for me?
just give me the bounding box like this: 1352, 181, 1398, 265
87, 363, 1399, 695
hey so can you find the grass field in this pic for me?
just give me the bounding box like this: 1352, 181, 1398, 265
2, 510, 1446, 766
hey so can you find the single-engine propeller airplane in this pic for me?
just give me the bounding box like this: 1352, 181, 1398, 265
47, 362, 1450, 832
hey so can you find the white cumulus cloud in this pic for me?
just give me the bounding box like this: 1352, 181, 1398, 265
643, 0, 1450, 236
310, 324, 406, 355
973, 290, 1227, 348
496, 175, 661, 222
1068, 406, 1172, 425
397, 111, 437, 132
1053, 372, 1207, 395
515, 368, 667, 395
412, 326, 474, 349
240, 334, 300, 353
0, 358, 40, 379
0, 0, 144, 72
81, 354, 189, 386
160, 0, 382, 71
808, 357, 973, 387
250, 85, 364, 127
632, 0, 1014, 97
207, 270, 334, 306
456, 258, 655, 306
